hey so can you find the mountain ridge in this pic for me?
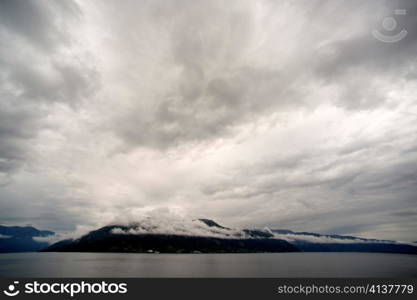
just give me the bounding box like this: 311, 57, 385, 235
40, 219, 417, 254
0, 225, 55, 253
42, 223, 298, 253
2, 220, 416, 254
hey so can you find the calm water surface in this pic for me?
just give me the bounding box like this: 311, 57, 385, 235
0, 252, 416, 277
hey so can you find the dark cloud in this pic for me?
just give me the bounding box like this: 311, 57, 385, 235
0, 0, 81, 50
391, 210, 417, 218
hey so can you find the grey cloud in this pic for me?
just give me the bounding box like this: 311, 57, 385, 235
321, 223, 372, 237
0, 101, 41, 177
0, 0, 98, 177
391, 210, 417, 218
317, 1, 417, 74
198, 120, 417, 239
110, 0, 304, 150
0, 0, 81, 50
1, 59, 97, 105
109, 0, 417, 150
311, 0, 417, 109
0, 177, 96, 232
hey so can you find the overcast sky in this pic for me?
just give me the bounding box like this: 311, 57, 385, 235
0, 0, 416, 241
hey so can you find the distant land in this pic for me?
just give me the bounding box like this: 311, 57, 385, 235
0, 225, 54, 253
42, 225, 298, 254
39, 219, 417, 255
1, 221, 416, 254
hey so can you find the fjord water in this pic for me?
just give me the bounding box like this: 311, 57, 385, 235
0, 252, 416, 277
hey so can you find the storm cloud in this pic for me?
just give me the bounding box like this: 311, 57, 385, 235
0, 0, 416, 241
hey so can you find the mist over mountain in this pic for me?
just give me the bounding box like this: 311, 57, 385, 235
42, 224, 298, 254
270, 229, 417, 254
41, 219, 417, 254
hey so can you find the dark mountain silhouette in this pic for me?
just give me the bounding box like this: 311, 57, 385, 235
0, 225, 54, 253
42, 219, 417, 254
3, 220, 417, 254
198, 219, 230, 230
42, 224, 298, 253
270, 229, 417, 254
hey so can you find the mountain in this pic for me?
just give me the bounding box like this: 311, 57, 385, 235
0, 225, 54, 253
270, 229, 417, 254
243, 229, 274, 238
197, 219, 230, 230
41, 223, 299, 253
271, 229, 392, 242
43, 219, 417, 254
